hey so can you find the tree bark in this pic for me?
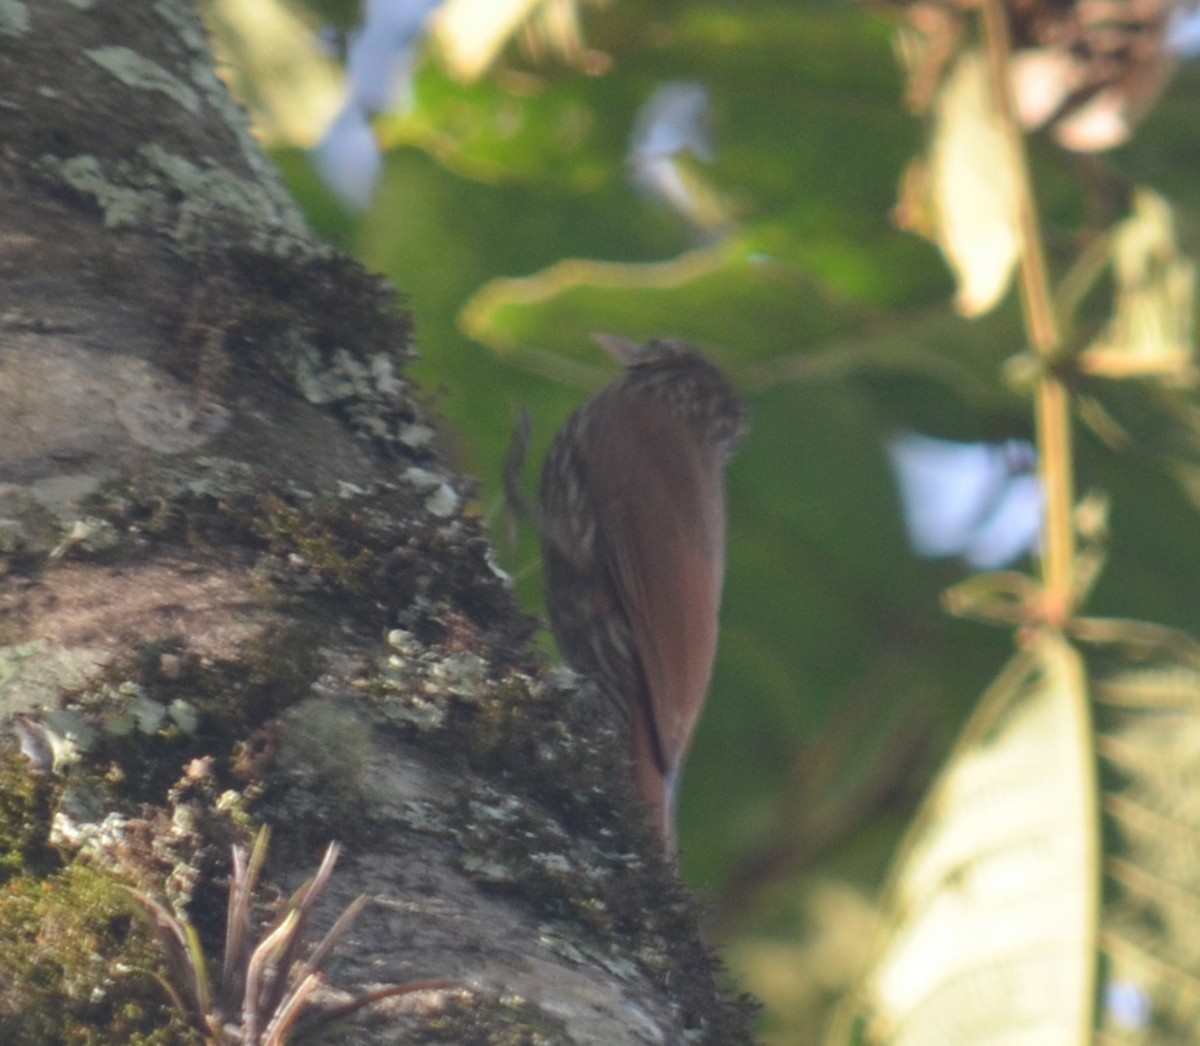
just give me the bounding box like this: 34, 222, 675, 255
0, 2, 755, 1043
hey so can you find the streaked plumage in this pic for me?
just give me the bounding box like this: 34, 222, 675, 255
539, 339, 745, 849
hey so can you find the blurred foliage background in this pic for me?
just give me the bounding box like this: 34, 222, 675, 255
201, 0, 1200, 1040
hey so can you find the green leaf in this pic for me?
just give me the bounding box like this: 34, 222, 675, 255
828, 632, 1098, 1043
831, 620, 1200, 1042
1079, 619, 1200, 1037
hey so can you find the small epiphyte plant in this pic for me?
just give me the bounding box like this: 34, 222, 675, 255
129, 827, 457, 1044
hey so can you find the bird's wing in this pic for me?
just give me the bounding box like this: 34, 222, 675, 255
586, 393, 726, 778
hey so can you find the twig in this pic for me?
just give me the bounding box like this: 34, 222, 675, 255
979, 0, 1075, 624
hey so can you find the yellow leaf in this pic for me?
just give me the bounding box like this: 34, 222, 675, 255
928, 50, 1023, 318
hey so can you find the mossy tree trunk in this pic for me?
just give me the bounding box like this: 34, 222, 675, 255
0, 3, 755, 1043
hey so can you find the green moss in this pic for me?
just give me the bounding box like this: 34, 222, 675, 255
83, 463, 435, 629
255, 492, 386, 604
0, 750, 54, 881
0, 496, 58, 575
373, 637, 759, 1043
416, 992, 572, 1045
54, 623, 321, 809
255, 698, 373, 854
0, 864, 198, 1044
82, 452, 523, 657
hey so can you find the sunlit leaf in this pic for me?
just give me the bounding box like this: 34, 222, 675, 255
432, 0, 599, 82
1079, 619, 1200, 1038
204, 0, 343, 147
828, 632, 1098, 1044
432, 0, 539, 81
1078, 189, 1196, 382
907, 48, 1023, 317
458, 237, 857, 374
830, 619, 1200, 1043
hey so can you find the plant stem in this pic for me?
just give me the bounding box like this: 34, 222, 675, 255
981, 0, 1075, 623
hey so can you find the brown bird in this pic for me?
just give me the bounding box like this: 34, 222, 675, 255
538, 336, 745, 849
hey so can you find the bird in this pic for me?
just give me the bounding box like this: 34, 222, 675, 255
537, 336, 745, 850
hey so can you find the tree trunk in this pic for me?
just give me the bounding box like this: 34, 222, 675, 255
0, 2, 755, 1043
